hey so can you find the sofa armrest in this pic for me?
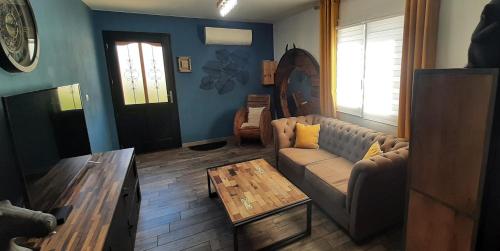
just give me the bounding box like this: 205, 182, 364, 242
272, 118, 297, 166
346, 147, 409, 241
271, 115, 319, 165
271, 118, 297, 149
377, 135, 409, 153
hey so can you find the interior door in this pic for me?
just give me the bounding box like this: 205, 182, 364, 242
103, 31, 181, 153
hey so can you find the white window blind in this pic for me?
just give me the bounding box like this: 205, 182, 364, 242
336, 15, 404, 126
336, 25, 364, 116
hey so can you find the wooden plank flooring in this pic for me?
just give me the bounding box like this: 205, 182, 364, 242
134, 142, 402, 251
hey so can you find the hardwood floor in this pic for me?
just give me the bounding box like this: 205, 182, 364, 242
134, 142, 402, 251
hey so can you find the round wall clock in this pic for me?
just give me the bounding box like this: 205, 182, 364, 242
0, 0, 39, 73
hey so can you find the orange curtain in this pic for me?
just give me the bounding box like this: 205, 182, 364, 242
398, 0, 441, 139
320, 0, 340, 118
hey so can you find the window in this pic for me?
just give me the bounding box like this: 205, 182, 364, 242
336, 15, 404, 126
116, 42, 169, 105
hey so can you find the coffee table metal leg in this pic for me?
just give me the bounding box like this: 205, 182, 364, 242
234, 226, 238, 251
207, 169, 217, 198
306, 201, 312, 236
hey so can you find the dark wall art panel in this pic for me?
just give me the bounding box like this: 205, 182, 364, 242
200, 49, 250, 95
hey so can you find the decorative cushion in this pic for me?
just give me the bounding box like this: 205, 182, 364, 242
294, 123, 321, 149
363, 142, 383, 160
242, 107, 265, 128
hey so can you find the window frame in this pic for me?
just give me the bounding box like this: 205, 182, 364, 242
336, 15, 404, 126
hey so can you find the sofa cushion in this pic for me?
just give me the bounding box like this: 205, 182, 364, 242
279, 148, 338, 167
305, 157, 354, 195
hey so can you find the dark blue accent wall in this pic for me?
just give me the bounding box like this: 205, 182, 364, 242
0, 0, 117, 203
92, 11, 274, 143
0, 4, 274, 203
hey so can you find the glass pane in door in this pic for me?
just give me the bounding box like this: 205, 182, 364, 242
116, 42, 146, 105
116, 42, 169, 105
141, 43, 168, 103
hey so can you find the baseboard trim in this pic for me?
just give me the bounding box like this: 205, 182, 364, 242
182, 136, 233, 148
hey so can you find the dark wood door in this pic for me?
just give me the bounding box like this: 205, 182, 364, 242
103, 31, 181, 153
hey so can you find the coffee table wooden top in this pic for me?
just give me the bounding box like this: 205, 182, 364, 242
207, 158, 309, 224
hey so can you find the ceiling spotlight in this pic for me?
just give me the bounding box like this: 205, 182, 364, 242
217, 0, 238, 17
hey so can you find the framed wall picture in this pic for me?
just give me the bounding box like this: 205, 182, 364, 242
177, 56, 192, 73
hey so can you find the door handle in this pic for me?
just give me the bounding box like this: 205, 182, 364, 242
168, 90, 174, 103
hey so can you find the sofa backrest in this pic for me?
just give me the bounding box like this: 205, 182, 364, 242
271, 115, 408, 163
314, 116, 380, 163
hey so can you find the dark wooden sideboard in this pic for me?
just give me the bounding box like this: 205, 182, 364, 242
32, 148, 141, 251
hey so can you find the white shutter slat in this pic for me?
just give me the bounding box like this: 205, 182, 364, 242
336, 24, 364, 116
362, 15, 404, 126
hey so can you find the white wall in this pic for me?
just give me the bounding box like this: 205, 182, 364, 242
339, 0, 405, 27
273, 7, 320, 62
339, 0, 489, 70
435, 0, 490, 68
272, 0, 491, 135
272, 0, 403, 135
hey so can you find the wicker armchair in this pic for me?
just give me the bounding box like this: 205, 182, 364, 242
234, 95, 272, 146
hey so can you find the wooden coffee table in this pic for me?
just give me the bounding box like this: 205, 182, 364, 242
207, 158, 311, 250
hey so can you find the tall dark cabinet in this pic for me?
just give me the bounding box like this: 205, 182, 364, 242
405, 69, 500, 250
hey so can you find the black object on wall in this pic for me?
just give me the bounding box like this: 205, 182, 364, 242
51, 110, 91, 158
467, 0, 500, 249
2, 84, 91, 212
200, 49, 250, 95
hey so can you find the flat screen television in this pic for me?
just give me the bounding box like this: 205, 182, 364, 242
3, 84, 91, 212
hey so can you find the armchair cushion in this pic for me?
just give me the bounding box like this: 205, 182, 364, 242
242, 107, 265, 128
241, 123, 258, 129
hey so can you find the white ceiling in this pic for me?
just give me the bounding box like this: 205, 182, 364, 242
82, 0, 319, 23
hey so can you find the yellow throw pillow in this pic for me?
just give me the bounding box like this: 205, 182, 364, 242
294, 123, 320, 149
363, 142, 383, 160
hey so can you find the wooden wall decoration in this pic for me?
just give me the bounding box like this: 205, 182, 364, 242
405, 69, 499, 251
274, 47, 320, 118
262, 60, 277, 85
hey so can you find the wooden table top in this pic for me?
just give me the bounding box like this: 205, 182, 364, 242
32, 148, 135, 251
207, 159, 309, 225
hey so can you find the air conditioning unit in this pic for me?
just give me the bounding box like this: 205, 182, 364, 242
204, 27, 252, 46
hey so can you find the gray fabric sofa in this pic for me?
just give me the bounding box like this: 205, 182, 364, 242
271, 115, 409, 241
